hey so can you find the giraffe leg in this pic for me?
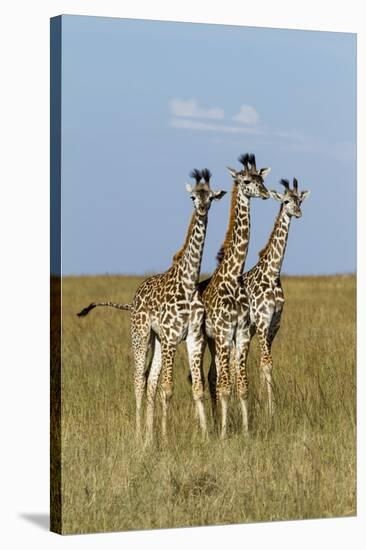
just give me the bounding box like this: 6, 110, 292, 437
160, 341, 176, 441
145, 336, 161, 445
186, 329, 208, 439
235, 328, 251, 433
207, 338, 218, 430
257, 307, 282, 413
216, 338, 232, 439
263, 309, 283, 415
268, 310, 282, 348
257, 327, 275, 417
131, 320, 152, 441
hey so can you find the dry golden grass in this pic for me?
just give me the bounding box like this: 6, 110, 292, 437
57, 274, 356, 534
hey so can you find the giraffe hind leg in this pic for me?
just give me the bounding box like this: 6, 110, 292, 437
257, 326, 275, 418
131, 320, 152, 441
268, 309, 282, 346
207, 338, 218, 431
144, 333, 157, 383
262, 309, 283, 416
145, 335, 161, 445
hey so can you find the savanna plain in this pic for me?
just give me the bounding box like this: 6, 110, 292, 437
56, 274, 356, 534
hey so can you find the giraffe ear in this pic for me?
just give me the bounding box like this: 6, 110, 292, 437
185, 183, 193, 193
226, 167, 237, 179
212, 190, 227, 201
268, 190, 283, 202
300, 190, 310, 202
259, 167, 271, 179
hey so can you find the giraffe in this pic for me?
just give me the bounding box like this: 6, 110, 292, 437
234, 177, 310, 426
77, 169, 226, 443
200, 153, 271, 438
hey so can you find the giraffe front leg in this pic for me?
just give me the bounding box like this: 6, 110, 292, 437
257, 327, 275, 417
186, 329, 208, 439
160, 341, 176, 441
207, 338, 218, 430
216, 338, 232, 439
145, 337, 161, 445
235, 328, 251, 433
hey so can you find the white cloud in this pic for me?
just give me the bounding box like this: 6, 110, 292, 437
232, 104, 259, 125
169, 98, 224, 120
170, 118, 262, 135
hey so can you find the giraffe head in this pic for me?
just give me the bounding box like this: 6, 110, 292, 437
269, 178, 310, 218
227, 153, 271, 200
185, 169, 226, 217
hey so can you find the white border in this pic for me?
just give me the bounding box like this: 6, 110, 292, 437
0, 1, 364, 548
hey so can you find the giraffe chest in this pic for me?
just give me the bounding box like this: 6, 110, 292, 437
240, 273, 284, 325
204, 277, 238, 313
203, 280, 242, 339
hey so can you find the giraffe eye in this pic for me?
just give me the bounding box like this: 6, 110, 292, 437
284, 200, 289, 204
190, 196, 195, 200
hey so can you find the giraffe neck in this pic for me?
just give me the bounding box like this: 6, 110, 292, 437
173, 211, 208, 291
218, 187, 250, 281
258, 206, 291, 278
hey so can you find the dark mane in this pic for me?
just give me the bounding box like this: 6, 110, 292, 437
258, 207, 284, 258
173, 212, 197, 263
215, 182, 239, 264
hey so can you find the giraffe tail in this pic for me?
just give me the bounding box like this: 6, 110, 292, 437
77, 301, 132, 317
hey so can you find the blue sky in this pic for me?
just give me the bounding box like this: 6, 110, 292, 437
59, 15, 356, 275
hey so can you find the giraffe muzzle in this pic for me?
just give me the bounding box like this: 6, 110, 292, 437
197, 208, 207, 217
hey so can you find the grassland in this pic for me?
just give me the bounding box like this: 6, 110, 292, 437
57, 275, 356, 534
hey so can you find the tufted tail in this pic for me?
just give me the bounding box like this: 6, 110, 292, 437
77, 301, 132, 317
